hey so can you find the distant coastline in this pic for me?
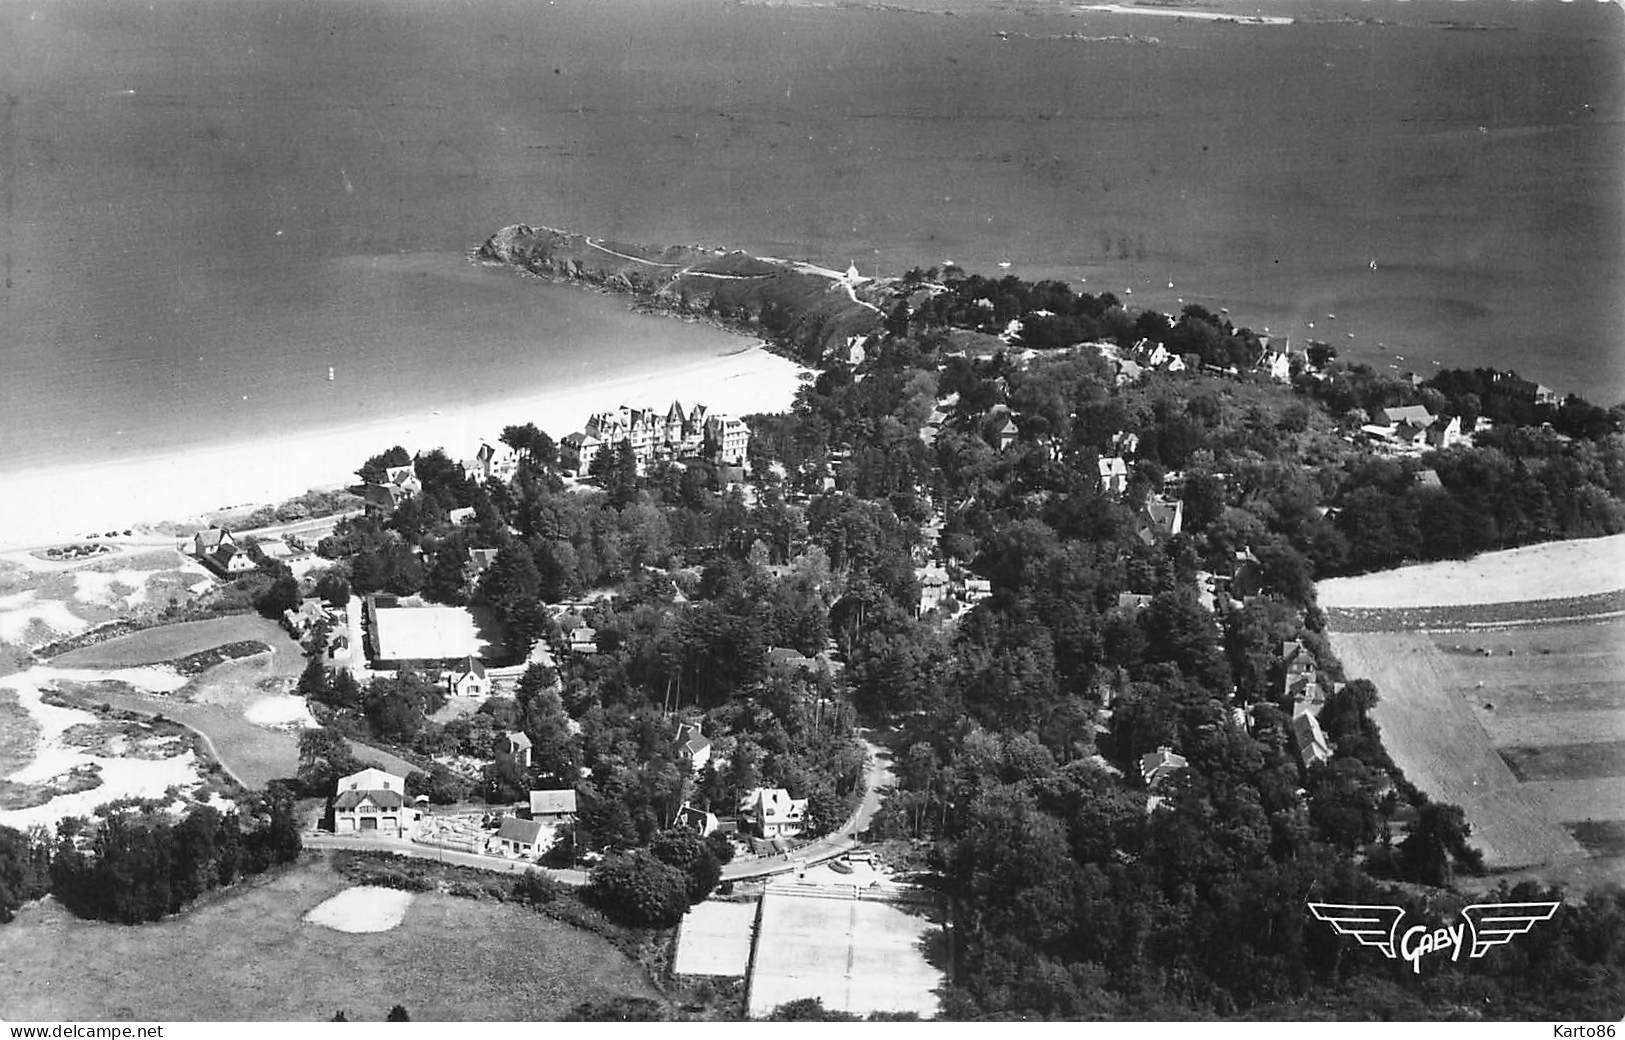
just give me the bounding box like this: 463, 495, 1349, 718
476, 224, 885, 366
0, 342, 805, 553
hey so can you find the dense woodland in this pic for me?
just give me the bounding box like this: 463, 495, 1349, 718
4, 264, 1622, 1019
0, 791, 301, 925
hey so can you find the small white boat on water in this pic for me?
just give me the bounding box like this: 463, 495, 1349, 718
997, 261, 1012, 269
327, 366, 335, 382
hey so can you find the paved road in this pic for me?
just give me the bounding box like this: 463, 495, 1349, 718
307, 733, 896, 886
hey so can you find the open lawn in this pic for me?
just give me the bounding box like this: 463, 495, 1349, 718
52, 615, 298, 669
0, 856, 661, 1021
33, 616, 416, 790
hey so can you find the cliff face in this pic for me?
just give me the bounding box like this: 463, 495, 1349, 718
477, 224, 883, 364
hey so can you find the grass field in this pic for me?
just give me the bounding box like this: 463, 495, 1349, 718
1329, 615, 1625, 886
36, 616, 404, 789
747, 887, 945, 1019
52, 615, 297, 669
0, 856, 661, 1021
1317, 534, 1625, 609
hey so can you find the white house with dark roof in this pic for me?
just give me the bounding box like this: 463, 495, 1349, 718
675, 722, 712, 773
192, 527, 235, 558
446, 656, 489, 699
463, 442, 517, 485
332, 767, 415, 838
739, 787, 808, 840
674, 802, 719, 836
1097, 456, 1129, 495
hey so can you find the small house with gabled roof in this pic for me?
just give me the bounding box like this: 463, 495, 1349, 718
1292, 712, 1332, 769
1139, 746, 1188, 789
675, 722, 712, 773
496, 817, 546, 859
446, 656, 489, 699
498, 731, 532, 770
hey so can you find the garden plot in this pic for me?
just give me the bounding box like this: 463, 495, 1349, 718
1330, 618, 1625, 876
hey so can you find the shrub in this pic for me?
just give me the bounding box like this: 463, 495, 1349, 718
585, 852, 690, 928
513, 868, 560, 906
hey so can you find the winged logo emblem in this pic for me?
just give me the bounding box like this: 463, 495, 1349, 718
1309, 901, 1560, 973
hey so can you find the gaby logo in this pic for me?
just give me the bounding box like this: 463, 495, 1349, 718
1308, 902, 1561, 974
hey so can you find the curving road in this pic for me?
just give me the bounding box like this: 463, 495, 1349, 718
306, 733, 895, 886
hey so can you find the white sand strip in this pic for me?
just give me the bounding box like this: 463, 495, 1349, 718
245, 694, 319, 729
2, 665, 190, 782
0, 345, 806, 551
1317, 534, 1625, 609
0, 752, 202, 831
0, 591, 89, 644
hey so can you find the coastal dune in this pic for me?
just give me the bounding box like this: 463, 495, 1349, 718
0, 345, 805, 552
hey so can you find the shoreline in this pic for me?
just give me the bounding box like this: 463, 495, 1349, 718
0, 344, 807, 553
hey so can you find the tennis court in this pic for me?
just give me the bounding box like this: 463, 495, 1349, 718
746, 884, 944, 1019
672, 898, 759, 977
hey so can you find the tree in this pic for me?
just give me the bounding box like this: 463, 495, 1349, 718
315, 570, 351, 607
357, 446, 411, 485
649, 827, 722, 903
386, 1005, 410, 1022
296, 657, 332, 704
768, 998, 860, 1021
255, 575, 301, 620
297, 729, 361, 797
502, 423, 557, 469
513, 868, 560, 905
586, 851, 691, 927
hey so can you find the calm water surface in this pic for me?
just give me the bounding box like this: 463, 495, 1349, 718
1, 0, 1619, 468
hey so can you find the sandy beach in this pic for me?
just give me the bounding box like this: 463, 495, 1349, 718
0, 345, 806, 553
1317, 534, 1625, 609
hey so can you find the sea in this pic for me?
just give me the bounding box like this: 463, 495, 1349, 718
1, 0, 1620, 472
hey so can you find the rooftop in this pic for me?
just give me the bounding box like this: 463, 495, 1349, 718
370, 602, 492, 662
